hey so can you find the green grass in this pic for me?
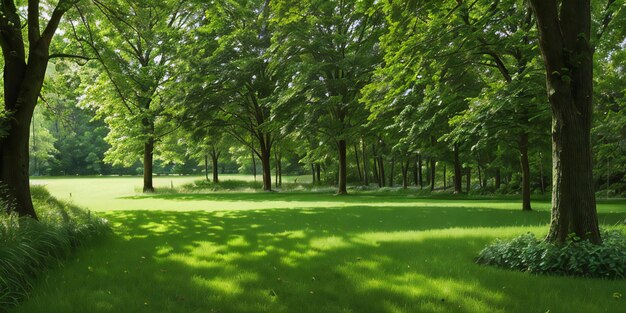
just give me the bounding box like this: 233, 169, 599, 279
1, 186, 109, 311
16, 176, 626, 313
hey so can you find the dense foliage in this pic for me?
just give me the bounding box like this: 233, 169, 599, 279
477, 230, 626, 278
0, 186, 109, 310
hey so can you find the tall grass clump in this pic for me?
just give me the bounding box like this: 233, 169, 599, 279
0, 186, 109, 310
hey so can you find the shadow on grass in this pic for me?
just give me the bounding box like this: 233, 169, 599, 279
118, 191, 556, 204
15, 204, 626, 313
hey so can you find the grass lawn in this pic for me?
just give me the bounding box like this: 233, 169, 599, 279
16, 176, 626, 313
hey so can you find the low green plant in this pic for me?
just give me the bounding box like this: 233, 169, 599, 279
0, 186, 109, 310
476, 230, 626, 279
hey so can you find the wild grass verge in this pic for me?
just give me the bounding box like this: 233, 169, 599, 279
0, 186, 109, 311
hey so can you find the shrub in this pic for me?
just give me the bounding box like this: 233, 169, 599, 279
0, 186, 109, 310
476, 230, 626, 279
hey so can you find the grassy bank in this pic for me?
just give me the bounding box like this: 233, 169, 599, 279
0, 186, 109, 311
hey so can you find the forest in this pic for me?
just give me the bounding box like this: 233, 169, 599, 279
1, 1, 625, 313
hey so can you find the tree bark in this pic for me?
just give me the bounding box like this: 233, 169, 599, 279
354, 144, 362, 182
401, 159, 410, 189
251, 150, 257, 181
316, 163, 321, 185
0, 5, 71, 218
204, 155, 210, 182
143, 138, 155, 193
362, 141, 369, 186
429, 158, 436, 191
260, 146, 272, 191
453, 145, 462, 194
519, 133, 532, 211
530, 0, 601, 243
389, 157, 395, 187
337, 139, 348, 194
418, 154, 423, 189
495, 168, 501, 190
210, 149, 219, 184
539, 152, 546, 195
378, 156, 386, 187
443, 164, 447, 190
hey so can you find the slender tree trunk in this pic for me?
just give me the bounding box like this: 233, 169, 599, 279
413, 158, 418, 186
362, 141, 369, 186
274, 151, 282, 188
260, 147, 272, 191
477, 160, 483, 188
418, 154, 423, 189
372, 153, 380, 187
453, 145, 462, 194
429, 158, 436, 191
211, 152, 219, 184
443, 164, 447, 190
252, 150, 257, 181
495, 168, 501, 189
530, 0, 600, 243
519, 133, 532, 211
337, 139, 348, 194
402, 159, 410, 189
539, 152, 546, 195
311, 164, 316, 185
205, 154, 210, 182
316, 163, 321, 185
143, 138, 155, 193
466, 167, 471, 193
378, 156, 386, 187
354, 144, 362, 182
389, 158, 395, 187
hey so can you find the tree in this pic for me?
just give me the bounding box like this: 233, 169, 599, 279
273, 0, 384, 194
528, 0, 612, 243
73, 0, 194, 192
0, 0, 80, 218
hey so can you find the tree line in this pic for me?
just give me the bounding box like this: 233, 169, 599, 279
1, 0, 624, 243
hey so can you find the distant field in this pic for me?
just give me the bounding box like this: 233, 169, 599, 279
16, 176, 626, 313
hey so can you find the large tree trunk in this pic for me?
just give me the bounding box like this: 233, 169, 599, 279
0, 43, 52, 218
530, 0, 600, 243
337, 139, 348, 194
519, 133, 532, 211
1, 112, 37, 218
143, 138, 155, 193
453, 145, 462, 194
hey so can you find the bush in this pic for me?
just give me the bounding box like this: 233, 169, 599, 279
0, 186, 109, 310
476, 230, 626, 279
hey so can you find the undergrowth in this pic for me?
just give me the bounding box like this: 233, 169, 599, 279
0, 186, 109, 310
476, 229, 626, 279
